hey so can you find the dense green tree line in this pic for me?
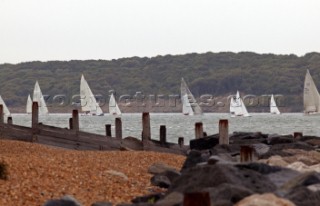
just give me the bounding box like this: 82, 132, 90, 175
1, 52, 320, 112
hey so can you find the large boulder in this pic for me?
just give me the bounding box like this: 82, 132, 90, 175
189, 134, 219, 150
235, 193, 295, 206
180, 150, 211, 171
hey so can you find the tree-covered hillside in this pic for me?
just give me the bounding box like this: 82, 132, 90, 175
1, 52, 320, 112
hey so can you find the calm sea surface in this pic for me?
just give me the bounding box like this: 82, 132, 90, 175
9, 113, 320, 144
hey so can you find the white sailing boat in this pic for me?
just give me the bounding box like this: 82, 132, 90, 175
0, 95, 11, 116
109, 93, 121, 115
270, 94, 281, 115
33, 81, 49, 115
303, 69, 320, 115
181, 78, 202, 115
80, 74, 104, 116
26, 94, 32, 114
230, 91, 251, 117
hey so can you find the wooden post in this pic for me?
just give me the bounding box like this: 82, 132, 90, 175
7, 117, 12, 125
115, 118, 122, 139
178, 137, 184, 147
32, 102, 39, 130
106, 124, 112, 137
294, 132, 303, 140
0, 105, 3, 124
69, 118, 73, 130
183, 192, 210, 206
160, 125, 166, 145
240, 146, 256, 162
219, 119, 229, 145
195, 122, 203, 139
72, 109, 79, 131
142, 112, 151, 141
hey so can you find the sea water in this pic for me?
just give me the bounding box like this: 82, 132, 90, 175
10, 113, 320, 144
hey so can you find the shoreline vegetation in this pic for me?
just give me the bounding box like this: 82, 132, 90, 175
1, 52, 320, 113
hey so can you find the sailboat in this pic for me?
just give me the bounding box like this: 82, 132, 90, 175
303, 69, 320, 115
180, 78, 202, 115
109, 93, 121, 115
80, 75, 104, 116
270, 94, 281, 115
33, 81, 49, 115
26, 94, 32, 114
230, 91, 251, 117
0, 96, 11, 116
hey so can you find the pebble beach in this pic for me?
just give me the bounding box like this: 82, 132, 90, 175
0, 140, 186, 206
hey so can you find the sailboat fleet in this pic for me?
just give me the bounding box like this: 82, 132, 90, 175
0, 70, 317, 116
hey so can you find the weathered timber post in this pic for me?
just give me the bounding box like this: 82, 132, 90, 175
7, 117, 12, 125
0, 105, 3, 124
195, 122, 203, 139
69, 118, 73, 130
240, 146, 255, 162
72, 109, 79, 132
183, 192, 210, 206
106, 124, 112, 137
142, 112, 151, 141
160, 125, 166, 145
31, 102, 39, 142
294, 132, 303, 140
115, 118, 122, 139
219, 119, 229, 145
178, 137, 184, 147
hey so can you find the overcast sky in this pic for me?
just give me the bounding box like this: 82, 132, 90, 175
0, 0, 319, 64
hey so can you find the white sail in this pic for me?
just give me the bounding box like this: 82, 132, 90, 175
270, 94, 281, 115
304, 70, 320, 114
181, 78, 202, 115
0, 96, 11, 116
230, 91, 251, 117
109, 93, 121, 115
26, 94, 32, 114
33, 81, 49, 115
80, 75, 104, 116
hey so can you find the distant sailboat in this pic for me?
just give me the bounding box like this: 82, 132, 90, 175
0, 95, 11, 116
230, 91, 251, 117
303, 69, 320, 115
270, 94, 281, 115
109, 93, 121, 115
181, 78, 202, 115
33, 81, 49, 115
80, 75, 104, 116
26, 94, 32, 114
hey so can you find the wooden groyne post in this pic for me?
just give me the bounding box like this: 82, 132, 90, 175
178, 137, 184, 147
0, 105, 3, 124
160, 125, 166, 145
219, 119, 229, 145
69, 118, 73, 130
115, 118, 122, 139
7, 117, 12, 125
72, 110, 79, 131
183, 192, 210, 206
240, 145, 255, 162
195, 122, 203, 139
142, 112, 151, 141
106, 124, 112, 137
31, 102, 39, 142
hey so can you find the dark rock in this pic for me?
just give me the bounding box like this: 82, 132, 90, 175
260, 142, 314, 159
148, 163, 178, 175
91, 202, 112, 206
151, 174, 171, 188
189, 134, 219, 150
154, 192, 183, 206
121, 137, 143, 150
236, 163, 282, 174
203, 183, 253, 206
132, 193, 164, 204
285, 187, 320, 206
281, 171, 320, 191
211, 144, 241, 155
161, 170, 181, 183
169, 164, 276, 194
43, 196, 82, 206
230, 132, 268, 140
181, 150, 211, 171
268, 135, 295, 145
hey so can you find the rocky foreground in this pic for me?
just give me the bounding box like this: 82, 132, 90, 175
2, 132, 320, 206
0, 140, 185, 206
